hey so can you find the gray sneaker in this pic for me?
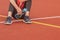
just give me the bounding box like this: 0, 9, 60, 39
5, 17, 12, 25
23, 16, 32, 24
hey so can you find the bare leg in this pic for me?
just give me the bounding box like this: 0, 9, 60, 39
25, 11, 30, 16
5, 3, 16, 24
8, 11, 12, 17
23, 11, 31, 24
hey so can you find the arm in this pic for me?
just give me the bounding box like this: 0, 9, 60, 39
10, 0, 22, 14
10, 0, 21, 10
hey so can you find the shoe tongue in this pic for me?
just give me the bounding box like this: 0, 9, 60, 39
7, 17, 11, 19
25, 16, 29, 18
25, 16, 30, 20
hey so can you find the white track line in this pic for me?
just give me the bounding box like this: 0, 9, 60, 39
31, 16, 60, 20
0, 20, 23, 24
0, 16, 60, 24
0, 21, 5, 23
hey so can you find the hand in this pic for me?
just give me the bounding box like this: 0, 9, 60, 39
16, 7, 22, 14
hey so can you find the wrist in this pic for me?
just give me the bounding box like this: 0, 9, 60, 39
16, 7, 19, 10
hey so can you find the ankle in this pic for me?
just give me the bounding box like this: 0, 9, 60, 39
25, 14, 29, 16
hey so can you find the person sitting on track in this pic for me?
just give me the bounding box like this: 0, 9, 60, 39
5, 0, 32, 24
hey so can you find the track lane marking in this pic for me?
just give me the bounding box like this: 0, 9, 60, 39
0, 15, 7, 18
32, 21, 60, 28
0, 15, 60, 28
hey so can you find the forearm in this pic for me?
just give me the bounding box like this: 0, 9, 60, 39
10, 0, 20, 10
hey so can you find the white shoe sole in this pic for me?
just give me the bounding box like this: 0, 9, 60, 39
4, 22, 12, 25
23, 20, 32, 24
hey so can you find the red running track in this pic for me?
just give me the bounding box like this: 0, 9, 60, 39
0, 0, 60, 40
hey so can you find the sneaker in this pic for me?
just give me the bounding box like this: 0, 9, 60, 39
15, 13, 25, 19
15, 14, 21, 19
23, 16, 32, 24
4, 17, 12, 25
20, 13, 25, 19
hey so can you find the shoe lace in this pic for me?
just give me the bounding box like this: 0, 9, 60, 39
6, 17, 11, 21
